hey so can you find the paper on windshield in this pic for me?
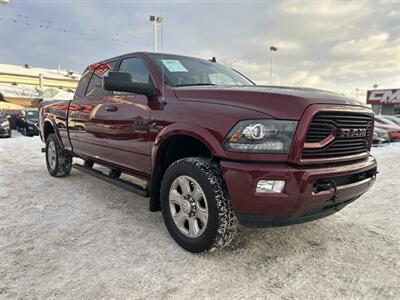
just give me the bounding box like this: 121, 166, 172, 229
161, 59, 189, 72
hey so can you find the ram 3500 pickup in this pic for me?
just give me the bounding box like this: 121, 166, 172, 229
39, 52, 377, 253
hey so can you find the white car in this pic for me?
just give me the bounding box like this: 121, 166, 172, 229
0, 111, 11, 138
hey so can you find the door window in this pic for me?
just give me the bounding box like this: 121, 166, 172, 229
85, 61, 117, 97
118, 57, 151, 83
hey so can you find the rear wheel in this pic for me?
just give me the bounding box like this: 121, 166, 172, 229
46, 133, 72, 177
160, 157, 238, 253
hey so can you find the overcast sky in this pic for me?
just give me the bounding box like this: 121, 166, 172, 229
0, 0, 399, 100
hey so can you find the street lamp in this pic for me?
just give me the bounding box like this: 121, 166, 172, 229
355, 88, 360, 101
149, 15, 162, 52
269, 46, 278, 85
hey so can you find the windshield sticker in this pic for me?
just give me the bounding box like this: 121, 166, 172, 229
161, 59, 189, 72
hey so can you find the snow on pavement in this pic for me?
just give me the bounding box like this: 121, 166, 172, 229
0, 131, 399, 299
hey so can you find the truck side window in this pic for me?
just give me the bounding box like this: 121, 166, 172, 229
86, 74, 102, 97
118, 57, 150, 83
85, 61, 117, 97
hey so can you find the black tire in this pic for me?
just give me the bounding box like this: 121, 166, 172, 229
160, 157, 238, 253
45, 133, 72, 177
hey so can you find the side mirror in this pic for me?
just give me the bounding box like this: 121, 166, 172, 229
103, 72, 156, 97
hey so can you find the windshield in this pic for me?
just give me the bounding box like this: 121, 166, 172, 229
152, 54, 254, 87
26, 111, 39, 119
0, 112, 5, 119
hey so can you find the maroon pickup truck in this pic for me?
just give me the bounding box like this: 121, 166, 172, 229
39, 52, 377, 253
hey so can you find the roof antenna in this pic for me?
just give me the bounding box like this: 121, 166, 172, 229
210, 57, 217, 63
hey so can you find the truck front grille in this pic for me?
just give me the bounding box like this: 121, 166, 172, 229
302, 112, 373, 159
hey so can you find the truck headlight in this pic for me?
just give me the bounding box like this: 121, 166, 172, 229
224, 120, 297, 153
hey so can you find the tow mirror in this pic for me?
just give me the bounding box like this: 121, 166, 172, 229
103, 71, 156, 97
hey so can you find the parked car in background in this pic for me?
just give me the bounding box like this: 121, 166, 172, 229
17, 108, 40, 137
372, 127, 390, 145
374, 120, 400, 141
0, 111, 11, 138
380, 115, 400, 126
375, 115, 399, 126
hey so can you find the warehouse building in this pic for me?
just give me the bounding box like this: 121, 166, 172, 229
0, 63, 80, 108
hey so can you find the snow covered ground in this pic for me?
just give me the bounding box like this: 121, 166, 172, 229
0, 131, 399, 299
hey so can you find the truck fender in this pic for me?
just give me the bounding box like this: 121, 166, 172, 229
148, 123, 228, 212
43, 117, 65, 150
151, 122, 227, 169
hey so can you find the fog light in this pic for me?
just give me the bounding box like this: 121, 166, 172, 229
256, 180, 285, 193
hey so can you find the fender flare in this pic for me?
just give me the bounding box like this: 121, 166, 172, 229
148, 123, 228, 212
43, 117, 65, 150
151, 122, 228, 170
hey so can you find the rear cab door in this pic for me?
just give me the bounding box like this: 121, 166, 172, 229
68, 61, 118, 160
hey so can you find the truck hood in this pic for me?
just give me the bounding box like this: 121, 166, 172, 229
174, 85, 366, 120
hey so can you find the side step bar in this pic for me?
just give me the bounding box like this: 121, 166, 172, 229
72, 164, 149, 197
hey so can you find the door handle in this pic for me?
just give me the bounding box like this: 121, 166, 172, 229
105, 105, 118, 112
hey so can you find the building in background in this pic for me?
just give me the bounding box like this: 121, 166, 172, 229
366, 88, 400, 115
0, 63, 80, 108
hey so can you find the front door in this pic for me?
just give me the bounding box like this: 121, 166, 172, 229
102, 56, 153, 176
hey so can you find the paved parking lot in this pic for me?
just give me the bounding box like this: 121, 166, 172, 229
1, 132, 399, 299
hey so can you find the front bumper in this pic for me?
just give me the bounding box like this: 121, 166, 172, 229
221, 156, 377, 228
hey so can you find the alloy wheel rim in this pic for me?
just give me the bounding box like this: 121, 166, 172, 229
169, 175, 208, 238
48, 141, 57, 170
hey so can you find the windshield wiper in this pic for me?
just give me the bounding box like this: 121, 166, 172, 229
176, 83, 216, 87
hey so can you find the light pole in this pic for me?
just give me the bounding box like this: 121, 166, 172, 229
397, 47, 400, 84
149, 15, 162, 52
269, 46, 278, 85
355, 88, 360, 101
372, 84, 380, 114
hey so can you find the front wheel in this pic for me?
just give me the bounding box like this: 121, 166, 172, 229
160, 157, 238, 253
46, 133, 72, 177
